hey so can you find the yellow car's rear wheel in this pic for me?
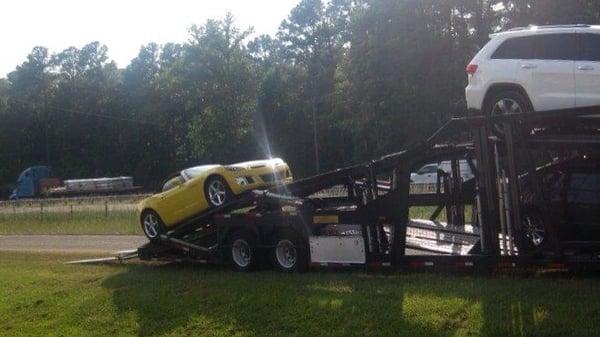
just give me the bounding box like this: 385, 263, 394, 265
141, 210, 166, 241
204, 176, 231, 207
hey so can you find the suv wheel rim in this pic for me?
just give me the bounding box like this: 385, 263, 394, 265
208, 180, 227, 206
275, 240, 297, 268
143, 213, 159, 238
492, 98, 522, 115
232, 239, 251, 267
524, 215, 545, 247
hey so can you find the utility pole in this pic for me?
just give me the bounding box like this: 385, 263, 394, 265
311, 96, 320, 174
44, 93, 50, 166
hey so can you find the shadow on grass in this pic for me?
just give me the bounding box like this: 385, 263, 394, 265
101, 264, 600, 337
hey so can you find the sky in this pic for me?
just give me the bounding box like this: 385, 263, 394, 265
0, 0, 300, 77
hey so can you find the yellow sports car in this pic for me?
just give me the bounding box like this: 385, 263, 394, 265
138, 158, 292, 240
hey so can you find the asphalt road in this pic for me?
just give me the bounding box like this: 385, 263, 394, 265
0, 234, 446, 257
0, 235, 148, 254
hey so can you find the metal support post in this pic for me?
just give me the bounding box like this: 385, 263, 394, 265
493, 141, 509, 255
390, 167, 410, 265
503, 123, 523, 254
473, 126, 500, 256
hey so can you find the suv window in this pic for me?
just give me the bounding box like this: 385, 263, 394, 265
542, 171, 566, 202
417, 165, 438, 175
492, 36, 534, 59
492, 34, 578, 60
533, 34, 578, 60
580, 33, 600, 62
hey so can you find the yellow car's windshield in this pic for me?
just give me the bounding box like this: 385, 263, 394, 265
181, 165, 220, 181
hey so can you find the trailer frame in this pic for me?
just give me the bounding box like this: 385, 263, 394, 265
135, 106, 600, 273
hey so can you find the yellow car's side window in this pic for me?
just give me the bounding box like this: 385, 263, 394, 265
162, 176, 184, 192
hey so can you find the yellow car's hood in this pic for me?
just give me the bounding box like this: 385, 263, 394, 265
226, 158, 285, 170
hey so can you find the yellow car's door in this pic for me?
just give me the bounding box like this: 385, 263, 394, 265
179, 178, 213, 220
156, 183, 193, 226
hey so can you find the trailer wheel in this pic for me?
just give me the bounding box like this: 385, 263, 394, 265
271, 229, 308, 273
227, 230, 258, 271
141, 210, 166, 241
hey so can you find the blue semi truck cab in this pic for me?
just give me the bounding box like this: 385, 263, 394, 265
9, 166, 51, 200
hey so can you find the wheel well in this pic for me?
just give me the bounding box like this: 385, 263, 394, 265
204, 174, 227, 190
269, 227, 306, 246
223, 226, 260, 244
140, 208, 157, 222
482, 83, 533, 112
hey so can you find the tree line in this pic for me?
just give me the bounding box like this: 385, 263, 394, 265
1, 0, 599, 195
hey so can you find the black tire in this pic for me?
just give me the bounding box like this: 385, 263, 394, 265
140, 210, 167, 241
519, 208, 547, 255
270, 229, 309, 273
484, 90, 533, 117
204, 175, 231, 208
226, 230, 259, 272
483, 90, 532, 134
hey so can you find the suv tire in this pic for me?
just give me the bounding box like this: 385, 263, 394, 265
484, 90, 532, 117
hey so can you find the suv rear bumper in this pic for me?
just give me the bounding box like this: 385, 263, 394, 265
465, 84, 485, 111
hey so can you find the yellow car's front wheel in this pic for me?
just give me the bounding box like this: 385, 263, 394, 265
204, 176, 231, 207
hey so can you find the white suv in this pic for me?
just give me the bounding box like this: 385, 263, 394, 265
466, 25, 600, 116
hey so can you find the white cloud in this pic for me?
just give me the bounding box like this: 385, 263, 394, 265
0, 0, 299, 76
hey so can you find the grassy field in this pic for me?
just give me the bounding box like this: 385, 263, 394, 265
0, 207, 469, 235
2, 252, 600, 337
0, 210, 140, 235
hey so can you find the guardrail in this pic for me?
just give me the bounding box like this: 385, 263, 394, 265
0, 194, 152, 218
0, 193, 151, 208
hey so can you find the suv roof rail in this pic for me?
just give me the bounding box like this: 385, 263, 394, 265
506, 24, 591, 32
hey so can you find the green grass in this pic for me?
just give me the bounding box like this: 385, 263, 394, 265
409, 206, 473, 223
2, 252, 600, 337
0, 210, 140, 235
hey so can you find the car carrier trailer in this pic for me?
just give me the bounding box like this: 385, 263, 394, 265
113, 106, 600, 273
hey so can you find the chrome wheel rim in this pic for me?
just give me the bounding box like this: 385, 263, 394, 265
208, 179, 227, 206
491, 98, 523, 133
143, 213, 159, 238
232, 239, 251, 267
524, 216, 545, 247
275, 240, 297, 269
491, 98, 523, 115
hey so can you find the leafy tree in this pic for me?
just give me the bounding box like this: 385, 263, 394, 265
180, 14, 258, 163
1, 3, 600, 195
258, 0, 353, 175
493, 0, 600, 28
49, 42, 122, 178
5, 47, 55, 180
